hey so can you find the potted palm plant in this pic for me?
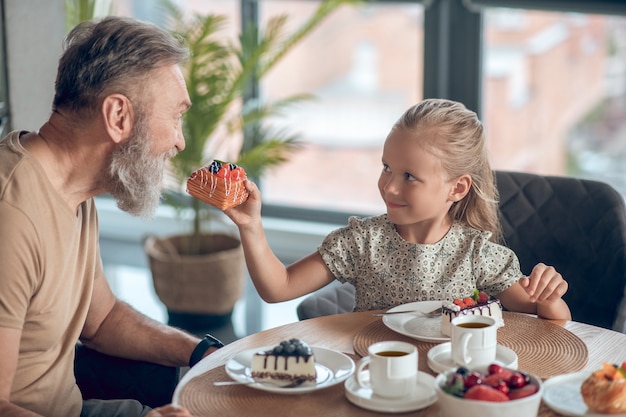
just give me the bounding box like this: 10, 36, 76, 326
144, 0, 358, 334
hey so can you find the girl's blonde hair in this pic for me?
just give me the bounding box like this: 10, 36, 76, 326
393, 98, 502, 243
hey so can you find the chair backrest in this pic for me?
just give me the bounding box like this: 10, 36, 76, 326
296, 171, 626, 331
495, 171, 626, 331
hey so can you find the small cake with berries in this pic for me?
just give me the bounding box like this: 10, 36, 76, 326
581, 362, 626, 414
186, 160, 249, 210
251, 339, 317, 385
440, 290, 504, 337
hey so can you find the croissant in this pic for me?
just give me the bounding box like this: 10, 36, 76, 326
581, 362, 626, 414
187, 161, 249, 210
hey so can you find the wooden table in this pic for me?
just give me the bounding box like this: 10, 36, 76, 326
174, 311, 626, 416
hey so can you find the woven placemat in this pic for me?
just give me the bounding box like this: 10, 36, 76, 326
353, 312, 588, 379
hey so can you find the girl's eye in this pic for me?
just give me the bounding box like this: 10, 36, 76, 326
405, 173, 416, 181
382, 164, 390, 172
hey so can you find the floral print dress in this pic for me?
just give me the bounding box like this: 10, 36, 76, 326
318, 215, 521, 311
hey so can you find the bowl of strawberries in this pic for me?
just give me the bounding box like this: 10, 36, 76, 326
435, 363, 543, 417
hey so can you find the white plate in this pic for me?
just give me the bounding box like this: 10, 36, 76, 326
543, 371, 626, 416
382, 301, 448, 342
344, 370, 437, 413
427, 342, 518, 374
224, 346, 355, 394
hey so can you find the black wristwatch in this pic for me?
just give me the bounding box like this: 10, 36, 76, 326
189, 334, 224, 367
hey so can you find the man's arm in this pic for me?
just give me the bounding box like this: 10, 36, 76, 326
80, 270, 212, 367
0, 327, 44, 416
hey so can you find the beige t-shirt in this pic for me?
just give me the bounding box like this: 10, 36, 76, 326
0, 131, 97, 417
319, 215, 521, 311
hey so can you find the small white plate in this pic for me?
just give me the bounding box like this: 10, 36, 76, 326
382, 301, 448, 343
427, 342, 518, 374
543, 371, 626, 416
224, 346, 355, 394
344, 370, 437, 413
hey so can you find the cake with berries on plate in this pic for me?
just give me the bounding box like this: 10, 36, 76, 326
251, 339, 317, 384
440, 290, 504, 337
186, 160, 249, 210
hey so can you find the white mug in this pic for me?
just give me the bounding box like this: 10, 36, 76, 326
355, 341, 418, 398
451, 315, 497, 369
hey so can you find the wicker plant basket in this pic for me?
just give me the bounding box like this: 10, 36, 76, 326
144, 233, 245, 315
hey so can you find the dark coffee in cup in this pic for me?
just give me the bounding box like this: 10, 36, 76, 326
456, 322, 491, 329
376, 351, 409, 357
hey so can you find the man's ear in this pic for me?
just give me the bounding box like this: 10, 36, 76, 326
450, 174, 472, 202
102, 94, 133, 144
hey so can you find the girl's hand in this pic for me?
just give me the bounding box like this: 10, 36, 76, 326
146, 405, 192, 417
518, 263, 568, 303
224, 179, 262, 228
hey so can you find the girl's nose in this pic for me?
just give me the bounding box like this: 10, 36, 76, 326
382, 175, 400, 195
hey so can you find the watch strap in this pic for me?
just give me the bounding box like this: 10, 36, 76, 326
189, 334, 224, 367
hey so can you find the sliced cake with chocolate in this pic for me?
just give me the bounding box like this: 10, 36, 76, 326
440, 289, 504, 337
251, 339, 317, 384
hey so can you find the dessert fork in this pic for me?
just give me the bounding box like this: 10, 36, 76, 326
372, 307, 442, 317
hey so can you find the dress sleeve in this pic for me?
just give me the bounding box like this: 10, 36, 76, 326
473, 240, 522, 296
317, 217, 371, 285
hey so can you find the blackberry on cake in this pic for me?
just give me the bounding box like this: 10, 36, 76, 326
251, 339, 317, 384
440, 289, 504, 337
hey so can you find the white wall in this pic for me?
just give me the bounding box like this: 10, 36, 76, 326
4, 0, 65, 131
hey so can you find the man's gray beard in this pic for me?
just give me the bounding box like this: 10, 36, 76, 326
108, 118, 176, 218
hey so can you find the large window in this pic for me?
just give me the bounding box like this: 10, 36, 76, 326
483, 8, 626, 197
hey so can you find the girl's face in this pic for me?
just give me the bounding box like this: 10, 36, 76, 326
378, 128, 459, 242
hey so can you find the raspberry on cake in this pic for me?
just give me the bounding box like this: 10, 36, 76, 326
440, 289, 504, 337
186, 160, 249, 210
251, 339, 317, 385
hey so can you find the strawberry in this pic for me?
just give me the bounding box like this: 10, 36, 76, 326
464, 384, 509, 402
463, 297, 477, 307
453, 299, 467, 309
483, 373, 507, 388
477, 291, 489, 303
508, 384, 538, 400
215, 164, 230, 178
229, 167, 246, 180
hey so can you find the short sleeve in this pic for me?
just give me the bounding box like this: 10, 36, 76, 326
0, 203, 40, 329
473, 240, 522, 295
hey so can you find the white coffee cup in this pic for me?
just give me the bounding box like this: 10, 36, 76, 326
355, 341, 418, 398
451, 315, 497, 369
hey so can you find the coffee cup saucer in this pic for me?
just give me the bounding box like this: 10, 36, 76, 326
344, 370, 437, 413
427, 342, 518, 374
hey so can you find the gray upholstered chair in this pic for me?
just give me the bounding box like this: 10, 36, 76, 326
296, 171, 626, 333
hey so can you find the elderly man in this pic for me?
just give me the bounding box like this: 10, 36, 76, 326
0, 16, 218, 417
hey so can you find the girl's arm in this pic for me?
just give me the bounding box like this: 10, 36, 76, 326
498, 263, 572, 320
225, 180, 335, 302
